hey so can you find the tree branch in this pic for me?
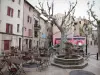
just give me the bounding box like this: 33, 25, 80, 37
47, 1, 51, 19
64, 21, 73, 28
53, 31, 60, 35
89, 9, 98, 21
61, 12, 68, 27
53, 19, 63, 32
66, 0, 77, 19
87, 2, 97, 28
87, 1, 98, 22
38, 0, 42, 9
66, 23, 73, 33
88, 20, 97, 27
61, 0, 77, 27
37, 0, 45, 14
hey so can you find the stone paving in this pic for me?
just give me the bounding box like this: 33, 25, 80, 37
2, 45, 100, 75
23, 56, 100, 75
25, 45, 100, 75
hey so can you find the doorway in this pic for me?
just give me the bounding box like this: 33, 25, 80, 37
4, 40, 10, 50
29, 39, 32, 49
19, 38, 21, 50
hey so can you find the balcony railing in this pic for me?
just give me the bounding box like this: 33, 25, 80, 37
34, 24, 41, 30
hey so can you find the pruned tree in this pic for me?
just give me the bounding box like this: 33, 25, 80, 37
36, 0, 77, 51
87, 1, 100, 54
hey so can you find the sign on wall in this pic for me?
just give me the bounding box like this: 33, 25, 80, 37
42, 34, 46, 38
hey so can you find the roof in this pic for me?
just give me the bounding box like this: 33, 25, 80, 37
25, 0, 40, 14
40, 15, 48, 22
25, 0, 48, 21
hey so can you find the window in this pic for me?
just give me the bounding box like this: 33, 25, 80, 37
30, 17, 32, 23
28, 29, 32, 36
27, 16, 31, 23
73, 38, 85, 40
34, 31, 38, 37
34, 20, 38, 27
18, 10, 20, 18
24, 27, 26, 31
6, 23, 13, 34
7, 7, 13, 17
17, 24, 20, 32
18, 0, 21, 4
12, 0, 15, 2
27, 16, 29, 22
74, 22, 77, 25
26, 39, 28, 44
29, 7, 31, 11
74, 27, 76, 30
67, 38, 72, 40
79, 21, 81, 24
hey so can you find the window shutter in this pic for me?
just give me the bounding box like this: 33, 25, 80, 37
11, 9, 13, 17
29, 29, 30, 36
29, 29, 32, 36
6, 23, 9, 33
7, 7, 10, 16
30, 29, 32, 36
27, 16, 29, 22
27, 16, 28, 22
30, 17, 32, 23
11, 25, 13, 34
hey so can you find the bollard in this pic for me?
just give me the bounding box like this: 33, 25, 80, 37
97, 53, 98, 60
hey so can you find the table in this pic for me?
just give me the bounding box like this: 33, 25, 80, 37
70, 70, 95, 75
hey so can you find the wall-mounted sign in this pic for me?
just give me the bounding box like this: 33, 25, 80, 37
42, 34, 46, 38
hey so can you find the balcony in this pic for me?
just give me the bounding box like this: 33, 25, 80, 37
34, 25, 41, 30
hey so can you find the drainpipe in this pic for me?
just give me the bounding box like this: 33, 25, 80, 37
38, 14, 41, 48
22, 0, 24, 51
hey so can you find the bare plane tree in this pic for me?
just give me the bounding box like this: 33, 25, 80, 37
36, 0, 77, 51
87, 1, 100, 54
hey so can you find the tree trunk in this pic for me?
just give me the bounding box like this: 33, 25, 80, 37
59, 32, 65, 54
97, 25, 100, 54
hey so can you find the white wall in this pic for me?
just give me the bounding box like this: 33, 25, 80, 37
0, 0, 23, 35
0, 0, 24, 51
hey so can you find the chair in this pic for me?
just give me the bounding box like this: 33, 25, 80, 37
22, 52, 32, 64
0, 60, 6, 75
33, 55, 44, 71
6, 56, 26, 75
5, 59, 17, 75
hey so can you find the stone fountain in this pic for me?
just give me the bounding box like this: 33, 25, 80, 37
51, 42, 88, 69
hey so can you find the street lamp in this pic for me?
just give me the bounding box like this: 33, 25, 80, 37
85, 27, 89, 55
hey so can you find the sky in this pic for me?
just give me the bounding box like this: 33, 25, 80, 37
27, 0, 100, 19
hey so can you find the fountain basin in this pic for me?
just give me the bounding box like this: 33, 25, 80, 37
51, 55, 88, 69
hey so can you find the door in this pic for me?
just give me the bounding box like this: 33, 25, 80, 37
37, 41, 38, 47
26, 39, 28, 49
19, 38, 21, 50
29, 39, 32, 49
4, 40, 10, 50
